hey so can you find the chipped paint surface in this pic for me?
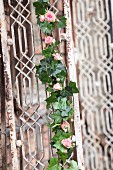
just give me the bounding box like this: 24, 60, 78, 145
64, 0, 84, 169
0, 0, 19, 169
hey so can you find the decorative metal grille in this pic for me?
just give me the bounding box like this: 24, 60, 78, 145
0, 0, 84, 169
8, 0, 49, 169
72, 0, 113, 169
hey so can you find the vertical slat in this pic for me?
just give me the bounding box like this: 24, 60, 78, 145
0, 0, 19, 169
64, 0, 84, 169
0, 46, 7, 169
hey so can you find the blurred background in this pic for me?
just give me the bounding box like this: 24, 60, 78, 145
0, 0, 113, 170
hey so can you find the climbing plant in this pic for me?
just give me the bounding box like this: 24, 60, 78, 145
33, 0, 79, 169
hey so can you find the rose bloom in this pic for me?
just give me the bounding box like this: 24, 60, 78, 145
39, 15, 45, 22
52, 53, 63, 60
45, 36, 53, 44
61, 121, 70, 132
53, 83, 62, 90
61, 138, 72, 148
45, 11, 56, 22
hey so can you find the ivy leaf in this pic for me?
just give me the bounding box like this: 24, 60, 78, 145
42, 46, 53, 58
39, 71, 52, 83
60, 81, 79, 97
43, 0, 49, 2
53, 40, 60, 49
51, 110, 62, 124
64, 160, 78, 170
61, 106, 72, 117
52, 130, 72, 153
53, 97, 67, 110
52, 62, 66, 77
53, 140, 67, 153
69, 81, 79, 93
47, 158, 61, 170
58, 16, 67, 28
52, 130, 71, 142
46, 86, 54, 92
33, 1, 42, 7
33, 2, 45, 15
40, 21, 54, 34
46, 92, 58, 108
63, 108, 74, 120
50, 122, 61, 132
57, 150, 68, 163
36, 64, 52, 83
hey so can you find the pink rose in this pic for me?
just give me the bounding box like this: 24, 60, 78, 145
39, 15, 45, 22
61, 138, 72, 148
45, 36, 53, 44
52, 53, 63, 60
53, 83, 62, 90
45, 11, 56, 22
61, 121, 70, 132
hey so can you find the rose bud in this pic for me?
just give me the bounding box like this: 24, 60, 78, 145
52, 53, 63, 60
45, 36, 53, 44
39, 15, 45, 22
61, 121, 70, 132
61, 138, 72, 148
53, 83, 62, 90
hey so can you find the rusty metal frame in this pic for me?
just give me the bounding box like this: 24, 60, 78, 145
0, 0, 84, 169
63, 0, 84, 169
0, 0, 19, 169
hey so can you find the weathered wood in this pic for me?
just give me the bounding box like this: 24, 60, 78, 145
0, 42, 7, 170
0, 1, 19, 169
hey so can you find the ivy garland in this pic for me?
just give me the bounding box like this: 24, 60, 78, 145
33, 0, 79, 169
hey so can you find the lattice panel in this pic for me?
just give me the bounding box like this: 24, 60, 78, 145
72, 0, 113, 169
8, 0, 49, 169
6, 0, 84, 169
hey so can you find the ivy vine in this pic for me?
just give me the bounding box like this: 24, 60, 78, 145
33, 0, 79, 169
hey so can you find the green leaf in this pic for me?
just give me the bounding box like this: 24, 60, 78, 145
58, 16, 67, 28
64, 160, 78, 170
47, 158, 61, 170
50, 122, 61, 132
54, 140, 67, 153
52, 130, 72, 153
40, 21, 54, 34
57, 150, 68, 163
52, 130, 71, 142
52, 62, 67, 77
53, 40, 60, 49
33, 1, 41, 7
42, 46, 53, 58
46, 86, 54, 92
61, 106, 72, 117
51, 110, 62, 124
60, 81, 79, 97
43, 0, 49, 2
53, 97, 67, 110
69, 81, 79, 93
36, 64, 52, 83
63, 108, 74, 120
33, 2, 45, 15
36, 58, 53, 83
52, 98, 73, 119
46, 92, 58, 108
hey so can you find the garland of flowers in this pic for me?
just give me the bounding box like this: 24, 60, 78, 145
33, 1, 79, 169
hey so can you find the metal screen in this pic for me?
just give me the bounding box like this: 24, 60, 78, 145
72, 0, 113, 170
0, 0, 84, 170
